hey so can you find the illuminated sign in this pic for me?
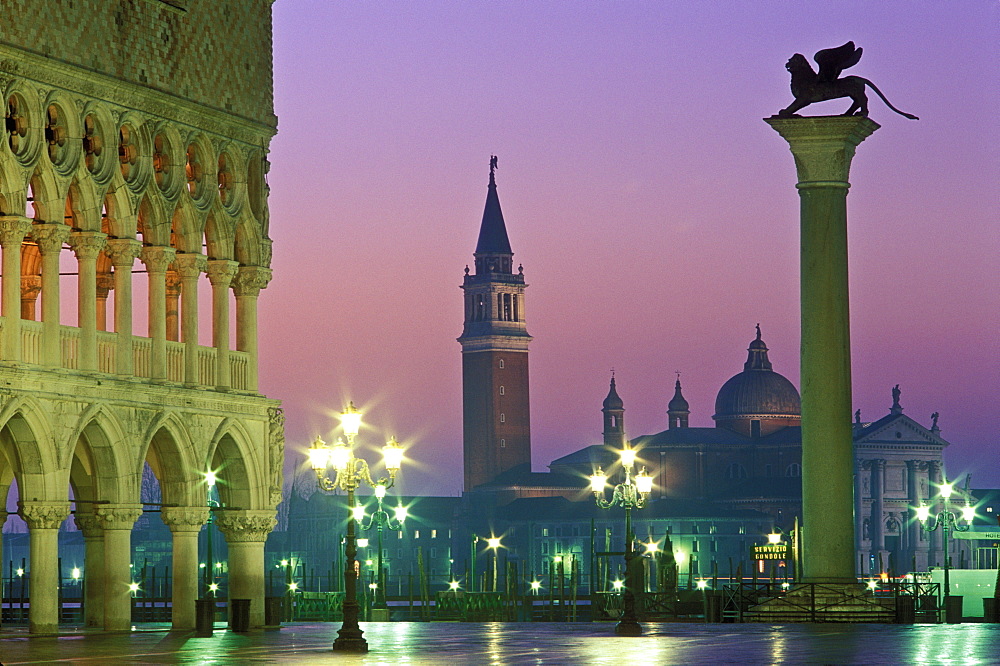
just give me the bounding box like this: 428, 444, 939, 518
753, 543, 789, 560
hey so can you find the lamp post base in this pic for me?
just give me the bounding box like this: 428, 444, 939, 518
614, 618, 642, 636
332, 625, 369, 653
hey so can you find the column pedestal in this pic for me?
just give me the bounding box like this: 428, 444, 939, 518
766, 116, 878, 585
161, 506, 209, 631
216, 510, 277, 629
20, 501, 71, 634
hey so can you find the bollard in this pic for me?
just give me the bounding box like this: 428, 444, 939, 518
944, 595, 963, 624
703, 591, 723, 623
230, 598, 251, 632
195, 599, 215, 637
264, 596, 284, 628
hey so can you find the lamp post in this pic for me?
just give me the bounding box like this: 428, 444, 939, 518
589, 446, 653, 636
308, 402, 404, 653
482, 536, 502, 592
915, 479, 974, 611
203, 471, 220, 598
356, 482, 407, 613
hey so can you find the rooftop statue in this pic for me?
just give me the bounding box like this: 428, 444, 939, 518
777, 42, 918, 120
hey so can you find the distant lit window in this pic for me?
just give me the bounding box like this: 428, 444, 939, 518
414, 530, 420, 539
542, 528, 549, 537
431, 530, 437, 539
397, 531, 403, 539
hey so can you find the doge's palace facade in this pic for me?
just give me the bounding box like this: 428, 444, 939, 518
0, 0, 281, 632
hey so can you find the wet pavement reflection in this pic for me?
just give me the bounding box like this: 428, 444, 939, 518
1, 621, 999, 664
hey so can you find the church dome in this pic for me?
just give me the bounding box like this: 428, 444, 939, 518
713, 326, 800, 434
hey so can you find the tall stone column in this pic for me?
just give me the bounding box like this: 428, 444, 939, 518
0, 216, 33, 361
233, 266, 271, 393
0, 509, 5, 628
161, 506, 209, 631
20, 501, 70, 634
69, 231, 108, 371
105, 239, 142, 376
165, 270, 181, 342
95, 504, 142, 631
20, 275, 41, 319
95, 273, 113, 331
927, 460, 943, 563
207, 260, 239, 391
871, 459, 886, 570
216, 510, 277, 629
32, 223, 71, 367
766, 116, 878, 584
74, 511, 106, 627
905, 460, 920, 566
174, 253, 207, 386
140, 246, 175, 381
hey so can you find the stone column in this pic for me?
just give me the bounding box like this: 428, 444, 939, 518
0, 216, 33, 361
161, 506, 209, 631
105, 239, 142, 376
174, 253, 206, 386
206, 260, 239, 391
216, 510, 277, 629
74, 512, 106, 628
905, 460, 920, 566
95, 504, 142, 631
68, 231, 108, 371
20, 275, 41, 319
233, 266, 271, 393
140, 246, 175, 381
165, 270, 181, 342
95, 273, 113, 331
871, 459, 887, 570
854, 458, 865, 570
32, 224, 71, 367
20, 501, 70, 634
766, 116, 878, 584
0, 509, 5, 627
927, 460, 943, 563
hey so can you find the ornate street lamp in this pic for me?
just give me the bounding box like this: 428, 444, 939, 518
308, 402, 403, 653
914, 479, 974, 611
356, 480, 407, 611
589, 446, 652, 636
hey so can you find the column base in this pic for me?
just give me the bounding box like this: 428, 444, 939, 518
370, 608, 390, 622
744, 583, 895, 623
614, 619, 642, 636
332, 626, 369, 653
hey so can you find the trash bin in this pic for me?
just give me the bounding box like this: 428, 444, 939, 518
984, 597, 999, 623
264, 597, 284, 628
944, 595, 963, 624
894, 595, 915, 624
703, 591, 723, 623
230, 598, 251, 632
195, 599, 215, 637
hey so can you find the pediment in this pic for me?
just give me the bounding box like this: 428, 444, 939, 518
855, 414, 946, 448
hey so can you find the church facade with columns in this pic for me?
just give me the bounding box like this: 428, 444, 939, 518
0, 0, 281, 632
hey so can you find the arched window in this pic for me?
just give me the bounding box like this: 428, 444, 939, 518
785, 463, 801, 477
500, 413, 505, 423
498, 359, 504, 369
500, 439, 506, 448
726, 463, 748, 480
499, 386, 505, 395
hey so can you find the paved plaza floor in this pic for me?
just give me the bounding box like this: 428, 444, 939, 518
0, 621, 998, 665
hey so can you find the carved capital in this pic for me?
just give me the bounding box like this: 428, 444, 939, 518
0, 215, 33, 246
161, 506, 210, 533
232, 266, 272, 297
104, 238, 143, 268
165, 270, 181, 295
94, 503, 143, 531
215, 510, 276, 543
73, 512, 103, 538
173, 252, 207, 279
764, 116, 879, 185
20, 275, 41, 299
19, 501, 71, 529
140, 245, 177, 274
68, 231, 108, 261
206, 259, 239, 287
31, 223, 71, 254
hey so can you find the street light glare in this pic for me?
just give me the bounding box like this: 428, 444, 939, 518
767, 533, 782, 545
635, 467, 653, 494
619, 448, 637, 468
940, 481, 954, 499
340, 402, 362, 437
449, 580, 460, 590
961, 505, 976, 522
357, 538, 369, 548
204, 470, 217, 487
352, 505, 366, 522
589, 467, 608, 493
915, 505, 931, 521
394, 505, 408, 522
644, 540, 659, 554
383, 437, 404, 472
487, 537, 502, 549
330, 439, 350, 471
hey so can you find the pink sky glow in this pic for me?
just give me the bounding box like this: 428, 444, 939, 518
266, 1, 999, 496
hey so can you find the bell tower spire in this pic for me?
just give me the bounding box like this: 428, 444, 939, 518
459, 157, 532, 492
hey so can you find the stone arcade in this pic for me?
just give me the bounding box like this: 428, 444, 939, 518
0, 0, 281, 632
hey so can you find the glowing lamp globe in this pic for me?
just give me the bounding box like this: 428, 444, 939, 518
915, 505, 931, 521
962, 505, 976, 522
383, 437, 404, 472
394, 505, 408, 522
590, 468, 608, 493
635, 467, 653, 494
307, 438, 330, 471
620, 448, 637, 468
340, 402, 362, 437
329, 438, 350, 471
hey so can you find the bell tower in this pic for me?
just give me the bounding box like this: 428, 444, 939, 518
459, 157, 532, 492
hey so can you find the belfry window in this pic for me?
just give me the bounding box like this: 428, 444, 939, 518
499, 359, 505, 369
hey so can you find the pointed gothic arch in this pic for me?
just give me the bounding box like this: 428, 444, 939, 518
207, 418, 262, 510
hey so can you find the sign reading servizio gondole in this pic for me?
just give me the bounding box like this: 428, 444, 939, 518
753, 544, 789, 560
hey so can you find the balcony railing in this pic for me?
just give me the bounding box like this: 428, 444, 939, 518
10, 318, 251, 390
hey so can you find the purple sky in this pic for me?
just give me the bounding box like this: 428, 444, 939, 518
266, 1, 999, 497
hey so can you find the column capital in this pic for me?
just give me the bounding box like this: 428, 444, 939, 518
215, 509, 277, 543
94, 503, 143, 530
0, 215, 33, 245
68, 231, 108, 260
206, 259, 239, 287
31, 223, 71, 253
19, 501, 71, 529
174, 252, 207, 278
96, 273, 114, 293
161, 506, 210, 533
104, 238, 143, 267
764, 116, 879, 185
73, 512, 103, 537
21, 275, 42, 298
233, 266, 272, 297
165, 270, 181, 294
140, 245, 177, 274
